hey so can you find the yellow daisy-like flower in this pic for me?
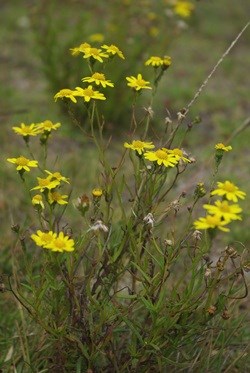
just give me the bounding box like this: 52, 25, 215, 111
44, 170, 70, 184
31, 177, 60, 192
7, 156, 38, 172
193, 215, 230, 232
101, 44, 125, 59
83, 47, 109, 63
32, 194, 45, 209
45, 232, 75, 252
12, 123, 39, 137
36, 120, 61, 133
31, 230, 57, 247
48, 191, 68, 205
168, 148, 191, 163
173, 1, 194, 18
54, 89, 78, 103
144, 148, 179, 168
215, 143, 232, 152
82, 73, 114, 88
211, 181, 246, 202
126, 74, 152, 91
74, 86, 106, 102
88, 33, 105, 43
70, 42, 91, 56
145, 56, 164, 67
124, 140, 155, 155
92, 188, 103, 197
203, 200, 242, 222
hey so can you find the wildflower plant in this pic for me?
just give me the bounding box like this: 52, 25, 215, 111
3, 25, 249, 372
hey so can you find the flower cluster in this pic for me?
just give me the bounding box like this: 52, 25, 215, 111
11, 120, 61, 144
124, 140, 190, 168
54, 43, 125, 104
31, 170, 69, 208
31, 230, 75, 252
194, 181, 246, 232
70, 42, 125, 60
145, 55, 172, 69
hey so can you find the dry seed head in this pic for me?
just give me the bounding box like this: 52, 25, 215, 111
143, 213, 155, 227
221, 310, 230, 320
207, 305, 217, 315
204, 268, 212, 278
144, 106, 154, 118
225, 246, 238, 259
89, 220, 108, 233
216, 260, 224, 271
165, 116, 172, 125
192, 230, 202, 240
164, 239, 173, 247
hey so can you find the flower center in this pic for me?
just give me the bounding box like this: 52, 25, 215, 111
133, 140, 144, 148
92, 73, 105, 80
54, 239, 65, 249
224, 183, 236, 192
16, 156, 29, 166
219, 202, 230, 212
84, 88, 94, 97
41, 233, 54, 244
89, 48, 99, 56
137, 78, 147, 87
39, 179, 50, 186
155, 150, 168, 159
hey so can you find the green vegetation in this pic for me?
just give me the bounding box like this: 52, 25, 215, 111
1, 1, 249, 371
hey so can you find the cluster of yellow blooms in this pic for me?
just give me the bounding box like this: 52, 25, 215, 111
54, 41, 172, 101
124, 140, 190, 167
7, 121, 75, 252
31, 230, 75, 252
194, 181, 246, 232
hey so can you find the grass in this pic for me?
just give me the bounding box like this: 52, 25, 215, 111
0, 0, 250, 371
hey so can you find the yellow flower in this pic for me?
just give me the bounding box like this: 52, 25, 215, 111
162, 56, 172, 68
144, 148, 179, 167
145, 56, 164, 67
48, 191, 68, 205
45, 232, 75, 252
12, 123, 39, 137
31, 230, 57, 247
124, 140, 155, 155
126, 74, 152, 91
31, 177, 60, 192
203, 200, 242, 221
92, 188, 103, 197
83, 47, 109, 63
54, 89, 78, 103
168, 148, 191, 163
44, 170, 70, 184
173, 1, 194, 18
193, 215, 230, 232
7, 156, 38, 172
82, 73, 114, 88
101, 44, 125, 59
36, 120, 61, 133
32, 194, 45, 209
69, 42, 91, 56
88, 33, 105, 43
74, 86, 106, 102
215, 143, 232, 152
211, 181, 246, 202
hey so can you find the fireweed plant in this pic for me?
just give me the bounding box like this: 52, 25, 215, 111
4, 32, 250, 371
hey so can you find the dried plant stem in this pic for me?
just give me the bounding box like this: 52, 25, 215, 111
185, 21, 250, 115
